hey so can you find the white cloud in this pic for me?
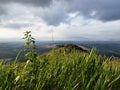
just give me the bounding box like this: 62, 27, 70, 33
0, 28, 22, 39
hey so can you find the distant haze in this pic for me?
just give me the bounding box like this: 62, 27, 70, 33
0, 0, 120, 41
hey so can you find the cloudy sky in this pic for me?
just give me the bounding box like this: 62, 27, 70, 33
0, 0, 120, 41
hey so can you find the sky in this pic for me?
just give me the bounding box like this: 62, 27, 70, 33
0, 0, 120, 41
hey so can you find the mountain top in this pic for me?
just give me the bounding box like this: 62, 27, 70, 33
39, 44, 90, 61
56, 44, 90, 52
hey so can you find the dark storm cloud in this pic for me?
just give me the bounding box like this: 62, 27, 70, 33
35, 0, 120, 26
0, 0, 53, 21
66, 0, 120, 21
0, 0, 120, 26
0, 0, 53, 7
0, 0, 53, 27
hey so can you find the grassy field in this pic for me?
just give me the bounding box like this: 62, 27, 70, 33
0, 31, 120, 90
0, 46, 120, 90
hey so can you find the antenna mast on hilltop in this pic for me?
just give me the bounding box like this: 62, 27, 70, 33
52, 30, 54, 44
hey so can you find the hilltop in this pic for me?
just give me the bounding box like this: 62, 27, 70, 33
38, 44, 90, 60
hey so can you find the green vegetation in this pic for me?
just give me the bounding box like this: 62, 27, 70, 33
0, 31, 120, 90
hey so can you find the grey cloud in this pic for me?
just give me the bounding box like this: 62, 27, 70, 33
0, 5, 7, 15
0, 0, 120, 26
0, 0, 53, 7
2, 23, 33, 29
0, 0, 53, 26
66, 0, 120, 21
33, 0, 68, 26
41, 11, 67, 26
33, 0, 120, 26
4, 23, 25, 29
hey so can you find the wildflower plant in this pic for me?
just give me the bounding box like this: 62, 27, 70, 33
23, 31, 37, 62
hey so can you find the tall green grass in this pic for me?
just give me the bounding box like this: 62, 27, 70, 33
0, 31, 119, 90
